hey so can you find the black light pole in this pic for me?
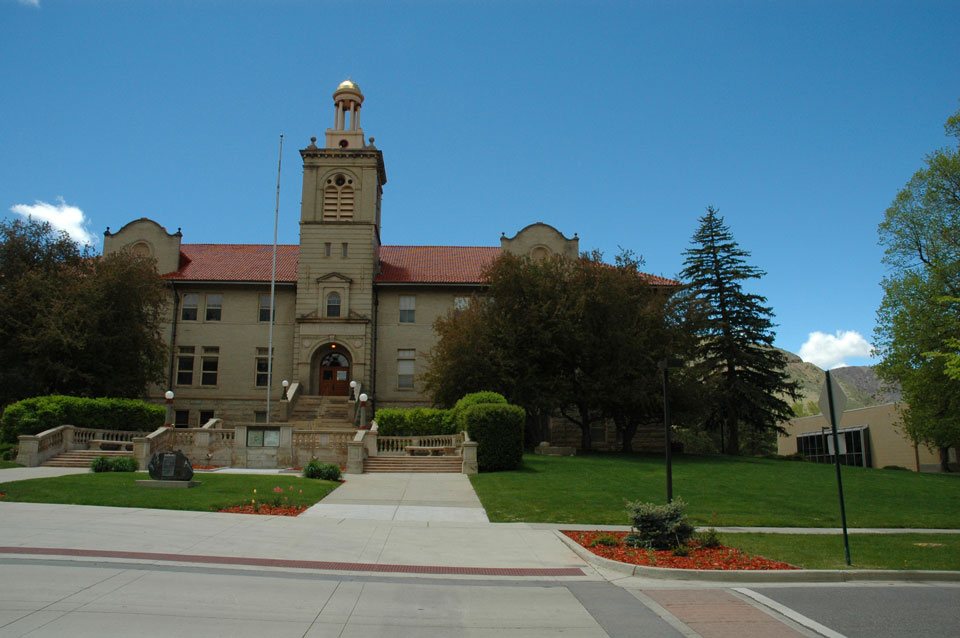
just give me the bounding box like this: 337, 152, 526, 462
659, 358, 683, 503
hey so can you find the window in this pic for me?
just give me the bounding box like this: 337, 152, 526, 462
796, 426, 870, 467
205, 294, 222, 321
199, 410, 215, 426
399, 295, 415, 323
254, 411, 267, 424
454, 296, 469, 316
259, 295, 273, 322
201, 346, 219, 386
324, 242, 331, 257
326, 292, 341, 318
174, 410, 190, 428
247, 427, 280, 446
397, 349, 415, 389
176, 346, 195, 385
181, 294, 199, 321
342, 242, 348, 257
255, 347, 271, 386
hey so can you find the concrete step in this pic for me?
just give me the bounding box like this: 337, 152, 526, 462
41, 450, 133, 468
363, 457, 463, 473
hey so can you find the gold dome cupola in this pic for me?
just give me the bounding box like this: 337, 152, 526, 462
326, 79, 366, 149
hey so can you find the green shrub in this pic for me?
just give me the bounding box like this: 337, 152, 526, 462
883, 465, 910, 471
451, 391, 507, 429
1, 395, 164, 443
463, 403, 524, 471
109, 456, 139, 472
0, 442, 16, 461
696, 527, 721, 549
303, 461, 341, 481
90, 456, 112, 473
624, 499, 695, 550
374, 407, 455, 436
671, 543, 691, 557
589, 533, 621, 547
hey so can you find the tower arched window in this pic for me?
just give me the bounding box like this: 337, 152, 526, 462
322, 174, 354, 221
326, 292, 341, 318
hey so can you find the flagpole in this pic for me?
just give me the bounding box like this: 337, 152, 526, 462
266, 134, 283, 423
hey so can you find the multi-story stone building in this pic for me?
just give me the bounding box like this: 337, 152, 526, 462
103, 80, 673, 431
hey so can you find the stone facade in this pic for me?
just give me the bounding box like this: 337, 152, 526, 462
102, 80, 672, 455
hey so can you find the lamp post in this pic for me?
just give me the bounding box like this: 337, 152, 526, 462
658, 358, 683, 502
281, 379, 289, 401
349, 379, 357, 401
359, 392, 368, 429
164, 390, 174, 428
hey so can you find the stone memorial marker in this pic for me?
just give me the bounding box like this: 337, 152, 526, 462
139, 450, 199, 488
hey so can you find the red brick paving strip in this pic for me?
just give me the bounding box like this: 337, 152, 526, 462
643, 589, 807, 638
0, 546, 583, 577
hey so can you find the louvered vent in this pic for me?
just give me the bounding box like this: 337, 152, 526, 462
322, 175, 355, 221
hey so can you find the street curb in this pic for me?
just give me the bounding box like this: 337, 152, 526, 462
554, 530, 960, 583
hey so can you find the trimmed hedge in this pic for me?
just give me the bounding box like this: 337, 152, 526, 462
463, 403, 524, 471
1, 395, 164, 443
374, 407, 458, 436
451, 391, 507, 430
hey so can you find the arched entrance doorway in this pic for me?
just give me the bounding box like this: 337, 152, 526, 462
311, 345, 351, 396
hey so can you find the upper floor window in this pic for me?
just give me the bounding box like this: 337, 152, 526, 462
255, 347, 271, 387
176, 346, 195, 385
259, 295, 274, 322
181, 294, 199, 321
322, 173, 355, 221
324, 242, 331, 257
342, 242, 348, 257
205, 294, 222, 321
326, 292, 341, 318
453, 296, 469, 317
201, 346, 219, 386
397, 349, 415, 389
399, 295, 415, 323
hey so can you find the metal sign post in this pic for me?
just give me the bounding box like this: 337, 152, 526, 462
659, 358, 683, 503
820, 370, 852, 566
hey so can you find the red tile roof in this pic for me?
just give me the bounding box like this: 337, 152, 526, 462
160, 243, 679, 288
376, 246, 500, 284
161, 244, 298, 282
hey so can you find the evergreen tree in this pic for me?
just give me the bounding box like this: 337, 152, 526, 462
680, 207, 798, 455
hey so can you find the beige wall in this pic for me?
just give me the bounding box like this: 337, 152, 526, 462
103, 218, 182, 275
154, 284, 296, 424
374, 286, 484, 408
778, 403, 946, 472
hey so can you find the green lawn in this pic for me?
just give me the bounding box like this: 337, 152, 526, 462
0, 461, 22, 469
721, 533, 960, 571
0, 472, 340, 512
470, 453, 960, 528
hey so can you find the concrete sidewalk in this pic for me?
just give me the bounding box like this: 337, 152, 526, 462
302, 472, 489, 523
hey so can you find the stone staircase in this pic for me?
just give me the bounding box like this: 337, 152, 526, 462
41, 449, 133, 468
363, 456, 463, 473
290, 395, 355, 429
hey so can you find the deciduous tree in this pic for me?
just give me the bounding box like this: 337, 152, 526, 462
875, 107, 960, 470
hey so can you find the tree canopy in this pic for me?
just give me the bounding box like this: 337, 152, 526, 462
423, 250, 697, 452
0, 217, 168, 407
874, 107, 960, 469
680, 206, 798, 455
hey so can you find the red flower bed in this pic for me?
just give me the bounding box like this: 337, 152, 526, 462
563, 531, 798, 571
218, 504, 307, 516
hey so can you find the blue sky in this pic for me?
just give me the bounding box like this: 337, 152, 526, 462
3, 0, 958, 369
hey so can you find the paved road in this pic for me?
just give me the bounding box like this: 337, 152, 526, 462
1, 469, 958, 636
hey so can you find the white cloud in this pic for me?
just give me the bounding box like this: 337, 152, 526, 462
18, 0, 40, 8
10, 197, 98, 246
799, 330, 873, 369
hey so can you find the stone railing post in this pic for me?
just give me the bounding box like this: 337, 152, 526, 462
462, 441, 478, 475
62, 425, 76, 450
132, 436, 150, 469
364, 422, 379, 457
15, 435, 41, 467
346, 430, 366, 474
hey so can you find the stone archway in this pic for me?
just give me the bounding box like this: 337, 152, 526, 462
310, 344, 352, 396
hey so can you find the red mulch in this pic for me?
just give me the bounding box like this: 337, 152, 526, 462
192, 465, 222, 470
563, 531, 798, 571
218, 504, 308, 516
